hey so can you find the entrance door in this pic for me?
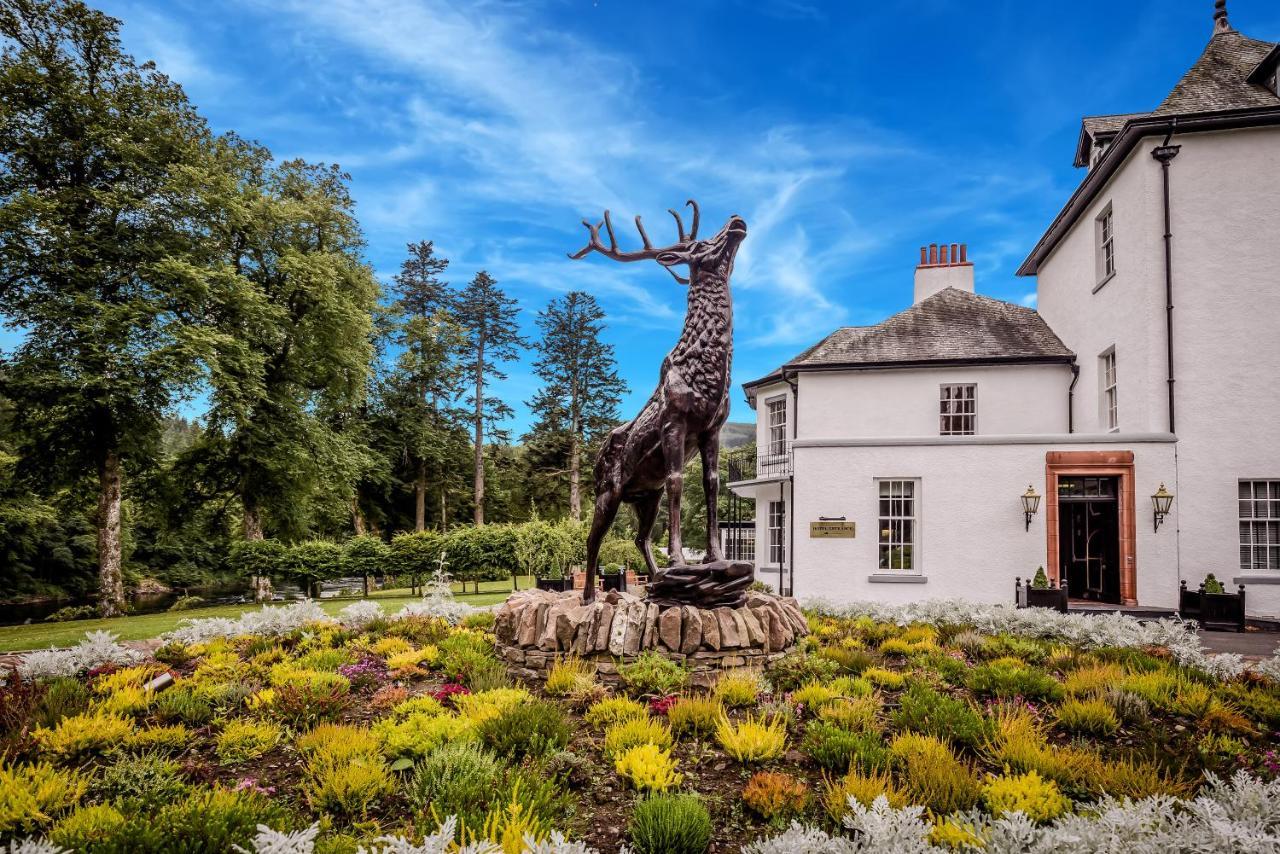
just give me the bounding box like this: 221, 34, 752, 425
1057, 476, 1121, 603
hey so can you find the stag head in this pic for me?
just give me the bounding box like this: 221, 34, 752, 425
568, 200, 747, 285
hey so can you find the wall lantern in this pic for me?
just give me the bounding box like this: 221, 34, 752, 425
1152, 483, 1174, 532
1021, 485, 1041, 531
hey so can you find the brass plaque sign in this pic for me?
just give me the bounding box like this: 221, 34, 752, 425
810, 521, 856, 538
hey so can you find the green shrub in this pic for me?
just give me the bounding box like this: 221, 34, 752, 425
604, 717, 673, 758
981, 635, 1048, 664
712, 670, 762, 708
280, 540, 344, 595
92, 752, 188, 811
891, 683, 988, 748
153, 788, 290, 854
215, 719, 282, 764
228, 539, 287, 584
818, 645, 876, 674
407, 743, 505, 831
32, 677, 90, 729
620, 651, 689, 697
342, 534, 390, 580
34, 712, 134, 758
168, 596, 205, 612
1056, 697, 1120, 736
270, 681, 353, 729
628, 793, 712, 854
966, 661, 1063, 703
50, 803, 138, 852
462, 610, 496, 630
154, 686, 214, 727
303, 754, 394, 820
767, 650, 841, 693
982, 770, 1070, 822
479, 699, 570, 759
45, 604, 99, 622
667, 695, 723, 738
890, 733, 981, 815
0, 760, 89, 833
802, 723, 889, 773
585, 696, 649, 730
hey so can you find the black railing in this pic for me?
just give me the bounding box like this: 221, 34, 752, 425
726, 443, 792, 482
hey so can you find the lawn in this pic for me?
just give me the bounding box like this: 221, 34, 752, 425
3, 600, 1279, 852
0, 579, 529, 652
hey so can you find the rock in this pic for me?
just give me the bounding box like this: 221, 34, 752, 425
700, 609, 721, 651
740, 608, 766, 647
764, 609, 790, 650
516, 604, 541, 647
608, 602, 632, 656
556, 604, 590, 651
730, 609, 751, 649
539, 601, 573, 650
715, 607, 742, 648
642, 603, 660, 649
593, 602, 616, 652
622, 604, 646, 656
680, 605, 702, 654
658, 607, 684, 651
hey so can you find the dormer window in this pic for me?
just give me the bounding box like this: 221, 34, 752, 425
1268, 65, 1279, 96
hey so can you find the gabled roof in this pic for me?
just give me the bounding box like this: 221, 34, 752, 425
742, 289, 1073, 393
1074, 113, 1151, 167
1154, 28, 1279, 115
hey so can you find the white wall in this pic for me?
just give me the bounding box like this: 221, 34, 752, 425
787, 437, 1180, 608
797, 364, 1072, 440
1036, 125, 1280, 618
751, 381, 793, 450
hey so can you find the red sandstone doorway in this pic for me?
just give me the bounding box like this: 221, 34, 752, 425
1045, 451, 1137, 606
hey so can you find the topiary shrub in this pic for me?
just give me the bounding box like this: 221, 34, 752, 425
628, 793, 712, 854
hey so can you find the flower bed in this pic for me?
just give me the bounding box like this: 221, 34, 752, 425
2, 597, 1279, 853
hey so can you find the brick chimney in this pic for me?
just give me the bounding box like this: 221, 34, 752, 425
913, 242, 974, 304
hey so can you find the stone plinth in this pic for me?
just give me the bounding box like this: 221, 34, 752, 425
493, 588, 809, 687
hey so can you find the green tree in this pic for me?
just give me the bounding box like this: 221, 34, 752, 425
526, 291, 627, 520
0, 1, 220, 614
382, 241, 467, 532
186, 144, 379, 549
453, 271, 523, 526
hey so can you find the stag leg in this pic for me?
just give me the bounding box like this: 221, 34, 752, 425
584, 485, 621, 605
632, 489, 662, 578
662, 426, 686, 565
700, 431, 724, 563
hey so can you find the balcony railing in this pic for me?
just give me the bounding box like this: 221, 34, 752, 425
727, 443, 793, 483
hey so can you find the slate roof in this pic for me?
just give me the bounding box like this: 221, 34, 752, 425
743, 289, 1073, 391
1154, 28, 1279, 115
1074, 113, 1152, 167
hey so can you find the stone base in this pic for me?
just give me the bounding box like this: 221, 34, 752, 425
493, 587, 809, 688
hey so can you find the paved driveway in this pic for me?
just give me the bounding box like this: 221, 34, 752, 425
1198, 629, 1280, 659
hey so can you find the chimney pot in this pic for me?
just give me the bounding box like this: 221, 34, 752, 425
950, 243, 959, 265
928, 244, 937, 264
959, 244, 967, 263
919, 247, 927, 266
940, 244, 949, 264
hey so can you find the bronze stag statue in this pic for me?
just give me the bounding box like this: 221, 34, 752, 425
569, 200, 753, 607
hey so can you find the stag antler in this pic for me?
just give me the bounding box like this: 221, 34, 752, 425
569, 204, 699, 284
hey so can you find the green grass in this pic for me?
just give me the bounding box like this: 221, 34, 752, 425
0, 578, 529, 653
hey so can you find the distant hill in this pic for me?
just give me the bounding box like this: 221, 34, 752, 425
720, 422, 755, 449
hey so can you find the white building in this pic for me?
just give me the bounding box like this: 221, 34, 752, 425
730, 5, 1280, 619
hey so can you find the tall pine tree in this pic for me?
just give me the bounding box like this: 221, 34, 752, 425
526, 292, 627, 520
385, 241, 465, 531
454, 271, 523, 525
0, 0, 220, 614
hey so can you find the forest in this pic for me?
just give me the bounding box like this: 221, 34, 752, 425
0, 0, 745, 613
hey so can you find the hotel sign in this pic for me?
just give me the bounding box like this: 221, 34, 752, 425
810, 520, 856, 538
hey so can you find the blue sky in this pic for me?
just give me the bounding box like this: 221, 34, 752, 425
5, 0, 1279, 434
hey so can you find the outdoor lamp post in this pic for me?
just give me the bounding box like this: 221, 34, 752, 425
1152, 483, 1174, 532
1021, 485, 1041, 531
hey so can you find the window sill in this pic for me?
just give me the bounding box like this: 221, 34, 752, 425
1232, 575, 1280, 586
868, 574, 927, 584
1092, 271, 1116, 294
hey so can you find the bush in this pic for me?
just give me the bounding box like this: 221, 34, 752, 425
280, 540, 344, 595
822, 769, 907, 821
1063, 662, 1124, 698
818, 645, 875, 675
152, 787, 289, 854
407, 743, 505, 831
816, 695, 881, 733
127, 724, 191, 753
91, 752, 187, 811
0, 760, 89, 833
453, 687, 531, 725
889, 732, 981, 815
604, 716, 673, 758
620, 651, 689, 697
1056, 697, 1120, 736
154, 686, 214, 727
767, 651, 841, 693
49, 803, 135, 852
479, 699, 570, 759
982, 770, 1071, 822
1095, 757, 1193, 800
667, 695, 723, 738
862, 667, 906, 690
1105, 688, 1151, 725
269, 681, 352, 729
374, 711, 476, 762
445, 523, 521, 589
228, 539, 287, 583
615, 743, 683, 792
715, 713, 787, 763
295, 723, 381, 767
34, 711, 134, 758
891, 683, 987, 748
628, 793, 712, 854
545, 657, 596, 697
45, 604, 99, 622
215, 719, 282, 764
966, 661, 1063, 702
790, 680, 839, 709
32, 676, 90, 729
585, 696, 649, 730
302, 754, 394, 820
742, 771, 809, 826
342, 534, 389, 581
713, 670, 762, 708
168, 596, 205, 612
802, 723, 889, 773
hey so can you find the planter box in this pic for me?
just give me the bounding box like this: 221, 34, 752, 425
1015, 576, 1069, 613
535, 578, 571, 592
601, 574, 627, 593
1179, 580, 1246, 632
